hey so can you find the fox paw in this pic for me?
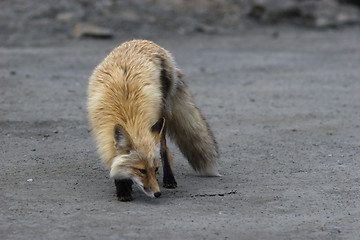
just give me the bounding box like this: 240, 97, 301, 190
163, 181, 177, 189
117, 195, 133, 202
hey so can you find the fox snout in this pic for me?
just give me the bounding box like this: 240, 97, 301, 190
143, 186, 161, 198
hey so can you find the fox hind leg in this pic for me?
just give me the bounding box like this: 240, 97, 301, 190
160, 127, 177, 188
115, 179, 133, 201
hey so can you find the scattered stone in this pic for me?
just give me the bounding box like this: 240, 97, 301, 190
73, 23, 114, 39
2, 0, 360, 46
218, 211, 230, 215
27, 178, 33, 182
322, 225, 341, 233
56, 12, 76, 22
120, 10, 141, 22
248, 0, 360, 28
195, 24, 217, 34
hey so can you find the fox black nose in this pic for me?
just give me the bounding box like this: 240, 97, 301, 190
154, 192, 161, 198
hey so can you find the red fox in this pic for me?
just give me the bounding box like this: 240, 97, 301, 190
87, 40, 219, 201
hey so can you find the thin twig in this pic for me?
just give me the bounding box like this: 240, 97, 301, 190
190, 190, 237, 197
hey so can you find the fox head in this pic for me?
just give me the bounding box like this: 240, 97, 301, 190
109, 118, 165, 198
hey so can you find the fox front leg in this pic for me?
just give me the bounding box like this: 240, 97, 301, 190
114, 179, 133, 201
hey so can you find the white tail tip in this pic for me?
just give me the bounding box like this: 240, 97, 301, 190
198, 166, 221, 177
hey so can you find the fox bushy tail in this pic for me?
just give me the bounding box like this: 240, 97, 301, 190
166, 73, 219, 176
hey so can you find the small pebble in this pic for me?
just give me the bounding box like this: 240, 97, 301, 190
219, 211, 229, 215
27, 178, 33, 182
322, 226, 341, 233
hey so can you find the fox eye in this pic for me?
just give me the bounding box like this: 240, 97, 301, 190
139, 169, 147, 174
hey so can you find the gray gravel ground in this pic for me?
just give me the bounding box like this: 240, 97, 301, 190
1, 27, 360, 240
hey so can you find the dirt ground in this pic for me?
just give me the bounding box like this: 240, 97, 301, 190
1, 27, 360, 239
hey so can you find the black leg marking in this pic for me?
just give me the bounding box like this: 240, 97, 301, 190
160, 124, 177, 188
114, 179, 133, 201
161, 149, 177, 189
151, 117, 165, 134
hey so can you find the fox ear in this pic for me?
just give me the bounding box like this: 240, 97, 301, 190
114, 124, 129, 147
151, 117, 165, 136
